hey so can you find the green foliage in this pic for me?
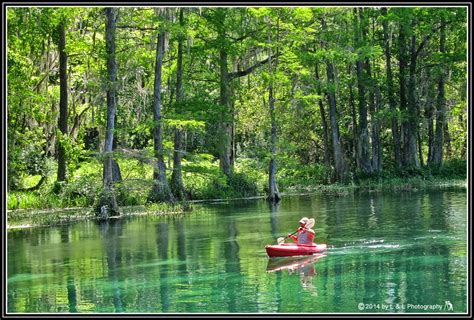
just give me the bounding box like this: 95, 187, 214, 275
425, 159, 467, 178
279, 159, 332, 189
93, 187, 119, 217
6, 7, 467, 215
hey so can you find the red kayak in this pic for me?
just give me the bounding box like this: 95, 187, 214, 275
265, 243, 327, 257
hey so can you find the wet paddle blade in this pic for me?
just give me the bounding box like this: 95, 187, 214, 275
277, 237, 285, 244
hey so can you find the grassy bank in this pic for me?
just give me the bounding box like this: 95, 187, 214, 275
7, 157, 466, 228
7, 202, 195, 229
284, 176, 466, 196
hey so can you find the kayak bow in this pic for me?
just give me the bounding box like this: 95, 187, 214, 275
265, 243, 327, 258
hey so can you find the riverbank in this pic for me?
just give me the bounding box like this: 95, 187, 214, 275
284, 176, 467, 195
7, 202, 194, 230
7, 176, 466, 229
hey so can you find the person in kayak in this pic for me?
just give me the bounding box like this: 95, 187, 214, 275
288, 217, 315, 245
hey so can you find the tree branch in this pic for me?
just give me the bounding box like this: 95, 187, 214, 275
32, 55, 58, 91
69, 105, 91, 140
17, 176, 47, 192
415, 20, 453, 58
228, 55, 277, 80
228, 27, 265, 42
416, 63, 440, 74
116, 25, 159, 31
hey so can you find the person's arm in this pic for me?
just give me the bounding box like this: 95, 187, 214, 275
288, 227, 304, 243
288, 233, 298, 243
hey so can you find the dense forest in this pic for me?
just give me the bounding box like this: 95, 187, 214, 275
7, 7, 467, 216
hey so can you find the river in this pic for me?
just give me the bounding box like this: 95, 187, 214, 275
7, 189, 467, 314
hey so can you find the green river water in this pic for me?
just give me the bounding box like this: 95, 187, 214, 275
7, 190, 468, 314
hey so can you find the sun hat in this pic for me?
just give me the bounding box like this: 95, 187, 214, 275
299, 217, 309, 225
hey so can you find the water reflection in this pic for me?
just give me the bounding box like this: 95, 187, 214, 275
268, 201, 281, 240
223, 217, 241, 312
59, 225, 78, 313
156, 222, 169, 313
267, 254, 325, 296
99, 220, 124, 312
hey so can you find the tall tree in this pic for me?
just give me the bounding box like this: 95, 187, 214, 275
214, 8, 234, 178
365, 10, 381, 173
321, 16, 349, 182
397, 14, 411, 167
348, 64, 358, 170
431, 17, 447, 166
150, 9, 174, 203
371, 85, 382, 172
99, 7, 120, 217
382, 8, 402, 168
56, 18, 68, 182
204, 8, 271, 178
266, 15, 281, 203
425, 75, 436, 163
170, 8, 186, 201
405, 20, 421, 168
354, 8, 372, 174
315, 63, 331, 167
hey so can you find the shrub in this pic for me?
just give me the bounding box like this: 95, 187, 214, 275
228, 172, 258, 198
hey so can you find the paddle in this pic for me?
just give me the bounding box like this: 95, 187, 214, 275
277, 230, 298, 245
277, 218, 315, 244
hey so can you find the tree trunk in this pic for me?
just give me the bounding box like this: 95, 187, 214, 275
219, 47, 233, 178
267, 24, 280, 203
364, 12, 382, 173
57, 20, 68, 182
417, 130, 424, 167
426, 80, 435, 163
354, 8, 372, 174
99, 7, 120, 218
327, 61, 349, 182
348, 67, 358, 171
371, 85, 382, 173
444, 122, 451, 160
405, 31, 420, 167
431, 19, 446, 166
150, 27, 174, 203
230, 98, 236, 167
382, 8, 402, 168
398, 21, 409, 167
170, 8, 186, 201
268, 86, 280, 202
315, 63, 331, 167
213, 9, 233, 178
322, 17, 348, 182
103, 159, 122, 183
